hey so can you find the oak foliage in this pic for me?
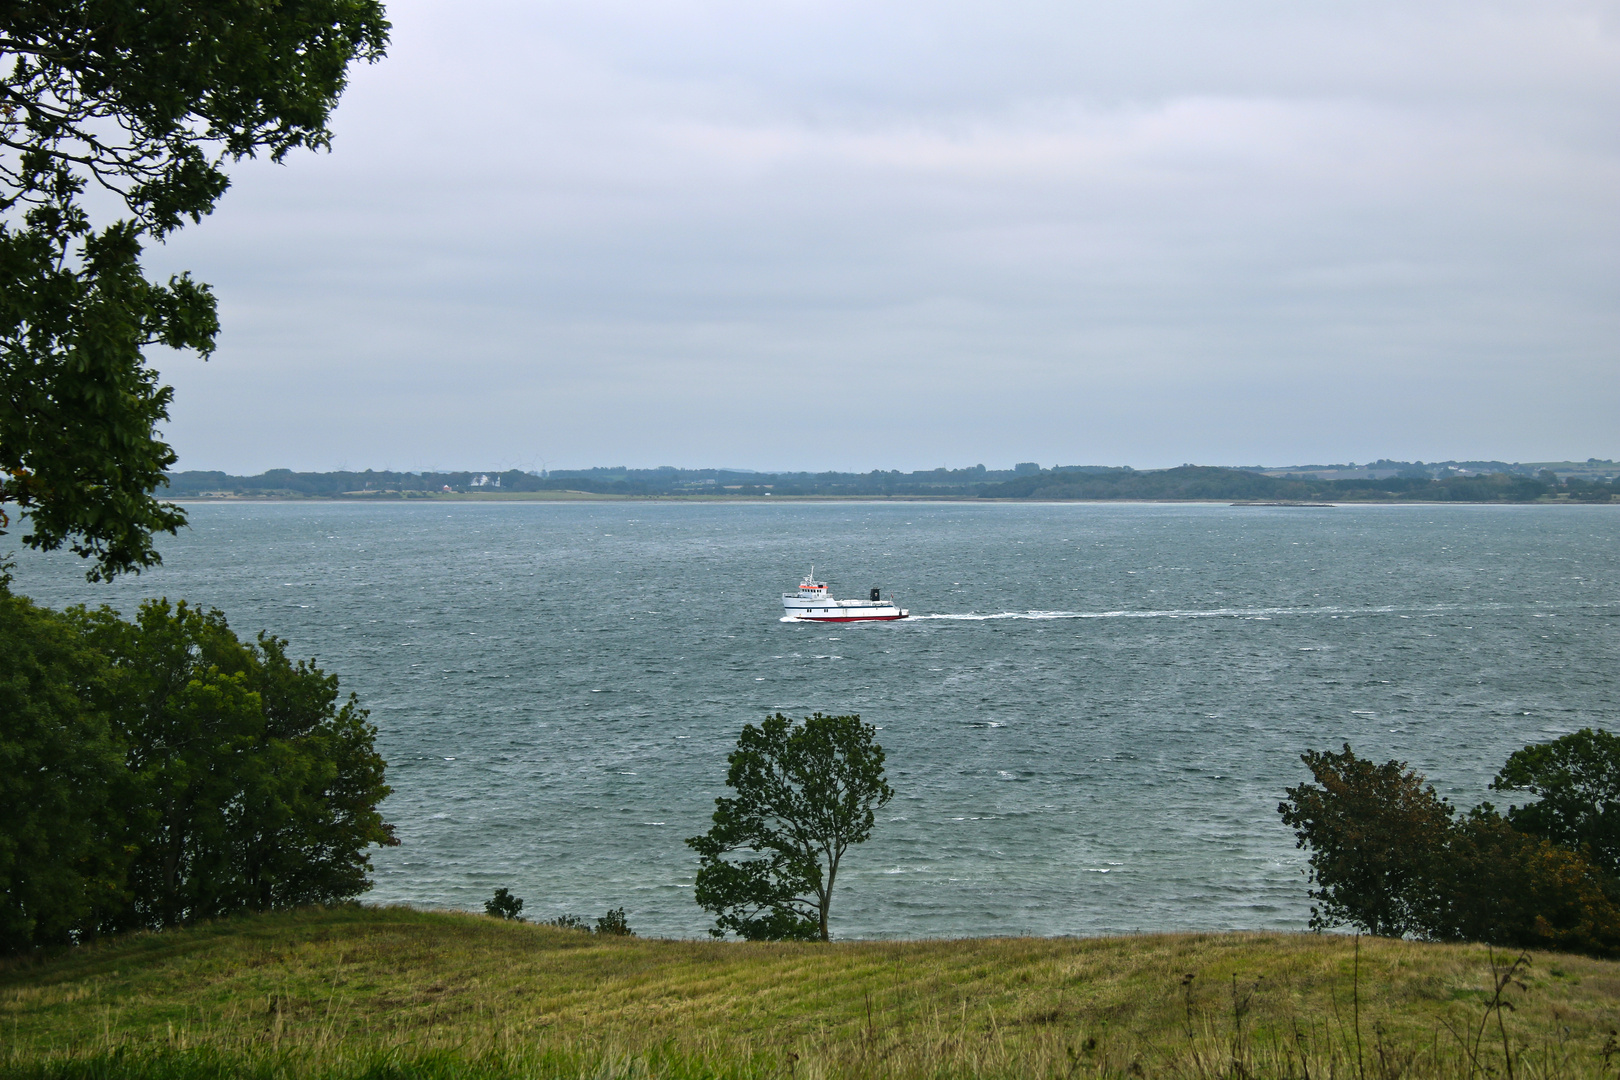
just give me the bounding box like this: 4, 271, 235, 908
0, 591, 396, 953
1280, 737, 1620, 956
688, 712, 893, 942
0, 0, 388, 579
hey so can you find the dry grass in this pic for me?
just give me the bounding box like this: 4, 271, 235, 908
3, 906, 1618, 1078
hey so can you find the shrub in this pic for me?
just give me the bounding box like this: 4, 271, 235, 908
483, 888, 523, 921
595, 907, 633, 936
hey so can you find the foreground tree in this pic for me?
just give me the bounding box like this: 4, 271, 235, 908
1278, 744, 1455, 937
1, 1, 389, 579
1438, 809, 1620, 954
688, 713, 893, 941
1491, 728, 1620, 877
1280, 743, 1620, 956
0, 594, 396, 951
75, 599, 397, 929
0, 592, 128, 949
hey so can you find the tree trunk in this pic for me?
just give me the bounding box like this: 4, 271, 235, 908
820, 854, 838, 941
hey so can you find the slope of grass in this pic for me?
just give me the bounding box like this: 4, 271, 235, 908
3, 906, 1618, 1078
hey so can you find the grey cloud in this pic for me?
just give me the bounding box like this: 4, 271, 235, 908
145, 0, 1620, 471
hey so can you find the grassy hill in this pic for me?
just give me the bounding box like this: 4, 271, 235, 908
3, 906, 1617, 1079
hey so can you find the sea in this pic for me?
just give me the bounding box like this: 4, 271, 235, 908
7, 500, 1617, 939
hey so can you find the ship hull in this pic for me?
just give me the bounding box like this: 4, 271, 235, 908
788, 611, 909, 623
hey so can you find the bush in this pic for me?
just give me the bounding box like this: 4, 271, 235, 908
483, 888, 523, 921
594, 907, 633, 936
535, 909, 633, 935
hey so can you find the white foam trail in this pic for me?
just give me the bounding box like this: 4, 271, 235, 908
779, 599, 1610, 624
912, 604, 1415, 622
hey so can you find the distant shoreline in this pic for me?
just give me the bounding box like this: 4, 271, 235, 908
158, 462, 1618, 505
164, 492, 1616, 506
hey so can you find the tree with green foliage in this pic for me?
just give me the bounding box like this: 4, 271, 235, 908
1438, 808, 1620, 954
73, 598, 397, 930
0, 0, 389, 580
1491, 728, 1620, 877
0, 593, 396, 952
1280, 742, 1620, 957
688, 712, 893, 942
1278, 744, 1455, 938
0, 591, 129, 949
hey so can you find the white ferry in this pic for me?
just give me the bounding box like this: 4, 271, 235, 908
782, 569, 909, 622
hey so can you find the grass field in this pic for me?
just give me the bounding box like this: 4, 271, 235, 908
3, 906, 1618, 1079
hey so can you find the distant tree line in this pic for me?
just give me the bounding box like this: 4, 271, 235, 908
161, 465, 1028, 498
0, 591, 396, 954
986, 465, 1616, 502
1280, 732, 1620, 956
161, 464, 1618, 502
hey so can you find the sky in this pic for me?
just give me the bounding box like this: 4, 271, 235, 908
145, 0, 1620, 473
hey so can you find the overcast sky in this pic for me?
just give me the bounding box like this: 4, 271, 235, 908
146, 0, 1619, 473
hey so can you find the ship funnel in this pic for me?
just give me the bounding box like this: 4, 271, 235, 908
870, 587, 881, 602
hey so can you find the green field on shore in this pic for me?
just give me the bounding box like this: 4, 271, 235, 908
3, 906, 1618, 1079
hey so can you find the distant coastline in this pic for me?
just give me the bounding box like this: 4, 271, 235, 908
164, 460, 1619, 505
168, 492, 1611, 505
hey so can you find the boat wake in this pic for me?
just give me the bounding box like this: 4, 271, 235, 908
785, 600, 1598, 624
912, 604, 1413, 622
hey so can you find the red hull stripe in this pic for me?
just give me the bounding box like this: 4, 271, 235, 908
793, 614, 909, 622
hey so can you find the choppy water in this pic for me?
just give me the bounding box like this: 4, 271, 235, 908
8, 501, 1618, 938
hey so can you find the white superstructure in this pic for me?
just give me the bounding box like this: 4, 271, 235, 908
781, 569, 909, 622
